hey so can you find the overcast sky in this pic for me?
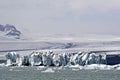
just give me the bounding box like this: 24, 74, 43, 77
0, 0, 120, 35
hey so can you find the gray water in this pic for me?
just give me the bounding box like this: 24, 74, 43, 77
0, 67, 120, 80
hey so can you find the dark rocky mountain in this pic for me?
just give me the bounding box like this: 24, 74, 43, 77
0, 24, 21, 39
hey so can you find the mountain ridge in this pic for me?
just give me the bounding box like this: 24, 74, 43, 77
0, 24, 21, 39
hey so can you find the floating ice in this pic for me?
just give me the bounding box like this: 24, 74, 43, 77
36, 66, 46, 70
83, 64, 110, 70
9, 68, 13, 71
0, 63, 5, 67
41, 68, 55, 73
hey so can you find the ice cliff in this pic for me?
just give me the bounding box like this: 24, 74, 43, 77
5, 51, 107, 67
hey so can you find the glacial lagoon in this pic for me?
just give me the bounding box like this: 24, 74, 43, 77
0, 66, 120, 80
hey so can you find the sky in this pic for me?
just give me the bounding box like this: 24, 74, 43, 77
0, 0, 120, 35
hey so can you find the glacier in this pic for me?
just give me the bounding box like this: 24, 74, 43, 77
4, 51, 120, 70
5, 52, 22, 66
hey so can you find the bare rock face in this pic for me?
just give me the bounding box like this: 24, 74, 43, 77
0, 24, 21, 39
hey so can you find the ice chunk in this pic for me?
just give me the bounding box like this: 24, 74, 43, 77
37, 66, 46, 70
0, 63, 5, 67
83, 64, 113, 70
41, 68, 55, 73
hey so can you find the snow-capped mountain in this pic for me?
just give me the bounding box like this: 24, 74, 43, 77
0, 25, 120, 52
0, 24, 21, 39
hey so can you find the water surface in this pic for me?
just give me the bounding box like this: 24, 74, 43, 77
0, 67, 120, 80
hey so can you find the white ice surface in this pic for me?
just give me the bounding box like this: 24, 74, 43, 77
41, 68, 55, 73
67, 64, 120, 70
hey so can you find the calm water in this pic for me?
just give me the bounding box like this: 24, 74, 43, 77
0, 67, 120, 80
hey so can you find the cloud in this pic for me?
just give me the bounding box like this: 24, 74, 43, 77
0, 0, 120, 35
1, 0, 120, 16
67, 0, 120, 14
